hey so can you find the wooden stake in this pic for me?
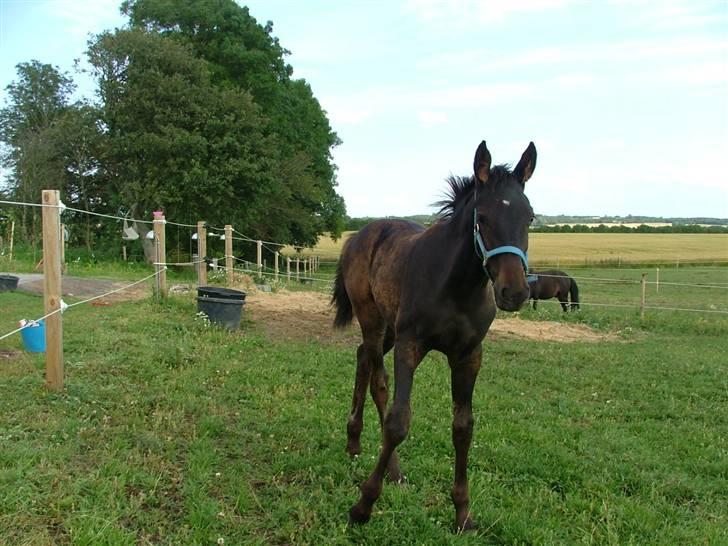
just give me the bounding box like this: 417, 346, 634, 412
287, 256, 291, 281
42, 190, 63, 391
225, 225, 233, 286
60, 223, 66, 274
274, 251, 279, 280
640, 273, 647, 320
9, 220, 15, 262
655, 267, 660, 293
257, 240, 262, 277
296, 257, 300, 279
197, 221, 207, 286
153, 213, 167, 300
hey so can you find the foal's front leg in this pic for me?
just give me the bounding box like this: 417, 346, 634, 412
449, 346, 482, 531
349, 339, 423, 524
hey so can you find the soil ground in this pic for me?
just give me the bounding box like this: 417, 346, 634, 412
244, 287, 615, 345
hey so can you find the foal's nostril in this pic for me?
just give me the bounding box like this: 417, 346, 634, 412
499, 286, 529, 307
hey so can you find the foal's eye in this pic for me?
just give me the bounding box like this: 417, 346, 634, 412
529, 216, 535, 225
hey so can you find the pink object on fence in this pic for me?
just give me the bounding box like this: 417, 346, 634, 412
153, 210, 164, 218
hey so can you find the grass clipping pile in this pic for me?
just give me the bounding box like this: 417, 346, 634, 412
243, 284, 613, 344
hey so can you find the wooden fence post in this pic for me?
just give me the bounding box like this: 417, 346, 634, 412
225, 225, 233, 286
640, 273, 647, 320
287, 256, 291, 281
60, 223, 67, 274
197, 221, 207, 286
274, 251, 279, 280
42, 190, 63, 391
153, 212, 167, 300
655, 267, 660, 293
8, 220, 14, 262
296, 257, 300, 280
257, 240, 262, 277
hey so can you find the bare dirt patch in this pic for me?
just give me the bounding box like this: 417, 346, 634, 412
244, 288, 615, 344
0, 349, 22, 360
11, 274, 151, 303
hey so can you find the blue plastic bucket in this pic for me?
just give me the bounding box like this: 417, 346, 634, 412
20, 320, 46, 353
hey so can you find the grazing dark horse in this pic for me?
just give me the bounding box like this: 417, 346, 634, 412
528, 270, 580, 311
331, 140, 537, 531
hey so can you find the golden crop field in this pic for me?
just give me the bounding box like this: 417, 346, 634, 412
285, 232, 728, 266
527, 233, 728, 266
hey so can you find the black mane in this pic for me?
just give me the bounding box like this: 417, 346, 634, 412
435, 165, 512, 219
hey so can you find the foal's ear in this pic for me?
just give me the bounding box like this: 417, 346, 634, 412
513, 142, 537, 184
473, 140, 492, 183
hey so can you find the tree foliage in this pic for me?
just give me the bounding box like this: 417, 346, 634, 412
120, 0, 344, 244
0, 61, 76, 243
1, 2, 345, 257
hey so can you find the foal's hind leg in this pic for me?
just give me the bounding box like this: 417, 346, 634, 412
346, 343, 372, 456
369, 328, 402, 482
350, 339, 425, 525
346, 312, 387, 457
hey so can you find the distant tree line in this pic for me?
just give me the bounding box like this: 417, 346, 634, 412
534, 214, 728, 227
530, 224, 728, 234
0, 0, 345, 261
343, 216, 728, 234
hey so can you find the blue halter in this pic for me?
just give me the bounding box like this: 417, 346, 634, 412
472, 207, 530, 279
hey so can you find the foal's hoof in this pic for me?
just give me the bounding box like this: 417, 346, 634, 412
345, 441, 361, 457
456, 517, 477, 533
386, 468, 405, 484
348, 503, 371, 525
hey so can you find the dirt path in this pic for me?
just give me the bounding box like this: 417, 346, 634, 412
245, 288, 616, 344
2, 273, 151, 302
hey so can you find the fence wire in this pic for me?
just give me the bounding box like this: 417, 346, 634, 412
0, 269, 166, 343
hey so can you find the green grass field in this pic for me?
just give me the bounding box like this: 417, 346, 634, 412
1, 264, 727, 544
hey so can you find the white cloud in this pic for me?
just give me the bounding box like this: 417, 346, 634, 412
610, 0, 728, 31
46, 0, 124, 39
419, 37, 728, 73
404, 0, 574, 24
649, 61, 728, 86
321, 81, 536, 127
417, 110, 449, 127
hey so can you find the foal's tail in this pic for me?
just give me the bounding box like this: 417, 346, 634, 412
569, 278, 580, 310
332, 261, 354, 328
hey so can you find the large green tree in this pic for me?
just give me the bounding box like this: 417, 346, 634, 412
87, 28, 280, 259
120, 0, 345, 244
0, 61, 75, 243
49, 103, 107, 251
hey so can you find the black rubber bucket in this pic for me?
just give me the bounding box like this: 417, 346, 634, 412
196, 286, 246, 330
0, 275, 19, 293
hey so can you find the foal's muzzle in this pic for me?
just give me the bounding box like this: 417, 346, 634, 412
489, 254, 530, 311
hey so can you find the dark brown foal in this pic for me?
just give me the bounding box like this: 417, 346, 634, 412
332, 139, 538, 531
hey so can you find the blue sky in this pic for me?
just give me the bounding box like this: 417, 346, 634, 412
1, 0, 727, 219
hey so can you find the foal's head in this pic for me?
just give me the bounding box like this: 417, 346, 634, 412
472, 141, 537, 311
